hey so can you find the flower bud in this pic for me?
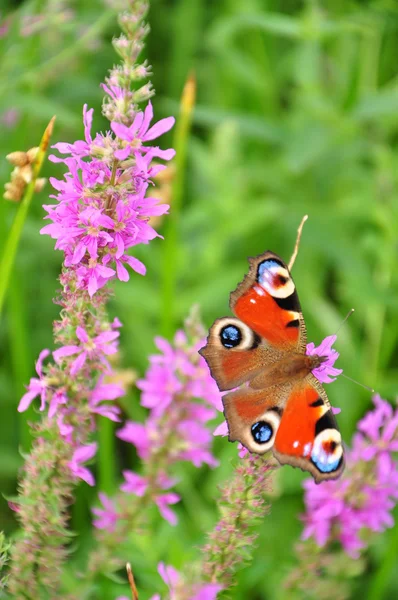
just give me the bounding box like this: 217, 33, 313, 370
132, 82, 154, 104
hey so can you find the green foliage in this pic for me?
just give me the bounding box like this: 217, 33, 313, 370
1, 0, 398, 598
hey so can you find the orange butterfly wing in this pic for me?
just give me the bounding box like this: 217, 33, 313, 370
230, 251, 307, 351
273, 376, 344, 483
200, 251, 306, 392
222, 376, 344, 483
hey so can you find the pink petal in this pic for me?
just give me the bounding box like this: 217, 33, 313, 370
144, 116, 175, 141
214, 421, 228, 436
116, 260, 129, 282
18, 390, 38, 412
111, 121, 131, 140
76, 326, 89, 343
53, 345, 80, 363
36, 349, 50, 376
124, 255, 146, 275
114, 146, 131, 160
157, 562, 180, 588
70, 351, 87, 375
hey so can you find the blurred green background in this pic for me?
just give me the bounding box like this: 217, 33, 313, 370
1, 0, 398, 598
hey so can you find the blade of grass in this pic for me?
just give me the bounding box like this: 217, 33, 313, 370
98, 417, 116, 494
161, 74, 196, 337
0, 116, 55, 317
8, 273, 34, 451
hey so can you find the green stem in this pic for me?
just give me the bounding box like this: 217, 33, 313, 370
8, 274, 34, 450
98, 418, 116, 493
0, 117, 55, 317
161, 75, 196, 337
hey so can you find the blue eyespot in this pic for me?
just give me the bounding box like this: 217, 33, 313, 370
257, 259, 283, 283
311, 445, 342, 473
251, 421, 273, 444
220, 325, 241, 349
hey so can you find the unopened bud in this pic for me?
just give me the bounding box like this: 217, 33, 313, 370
132, 82, 155, 104
6, 151, 29, 167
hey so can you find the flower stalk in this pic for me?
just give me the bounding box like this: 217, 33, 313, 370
6, 0, 175, 596
86, 312, 221, 583
199, 454, 275, 589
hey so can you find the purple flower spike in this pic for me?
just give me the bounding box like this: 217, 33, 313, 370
301, 394, 398, 559
306, 334, 343, 383
42, 98, 174, 298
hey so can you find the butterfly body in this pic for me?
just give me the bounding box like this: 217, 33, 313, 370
200, 251, 344, 483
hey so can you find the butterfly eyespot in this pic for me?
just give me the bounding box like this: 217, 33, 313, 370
251, 421, 273, 444
311, 429, 343, 474
214, 318, 257, 350
220, 325, 242, 349
241, 409, 281, 454
256, 259, 296, 300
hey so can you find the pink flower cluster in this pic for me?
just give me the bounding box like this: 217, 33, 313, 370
41, 102, 174, 296
18, 322, 126, 486
94, 331, 222, 528
302, 394, 398, 558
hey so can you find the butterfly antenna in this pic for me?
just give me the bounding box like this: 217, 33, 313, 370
288, 214, 308, 271
341, 373, 375, 394
126, 562, 139, 600
334, 308, 355, 335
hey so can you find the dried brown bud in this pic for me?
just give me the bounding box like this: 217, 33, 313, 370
17, 165, 33, 184
3, 191, 19, 201
26, 147, 39, 163
4, 181, 24, 202
34, 178, 47, 193
6, 175, 25, 193
6, 151, 29, 167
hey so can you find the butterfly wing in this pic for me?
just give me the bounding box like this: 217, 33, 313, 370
222, 385, 290, 454
200, 251, 306, 391
230, 251, 307, 352
222, 375, 344, 483
199, 317, 275, 391
272, 375, 344, 483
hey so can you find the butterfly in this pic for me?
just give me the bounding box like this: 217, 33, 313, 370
199, 251, 344, 483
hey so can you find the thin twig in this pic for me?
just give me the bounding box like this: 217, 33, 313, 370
126, 562, 139, 600
288, 215, 308, 271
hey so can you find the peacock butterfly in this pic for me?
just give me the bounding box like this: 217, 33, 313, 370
199, 251, 344, 483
